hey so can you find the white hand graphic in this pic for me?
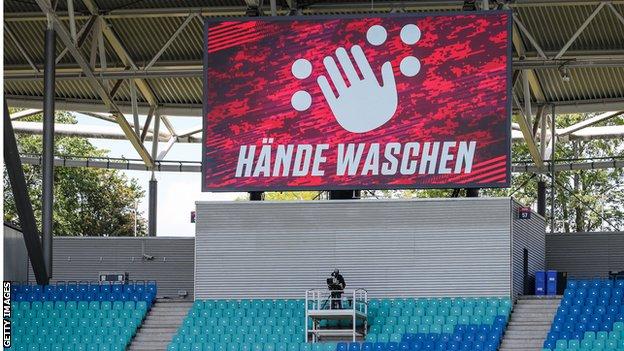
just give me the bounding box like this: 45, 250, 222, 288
317, 45, 397, 133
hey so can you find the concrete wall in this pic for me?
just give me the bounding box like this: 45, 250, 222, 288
3, 224, 30, 282
195, 198, 518, 299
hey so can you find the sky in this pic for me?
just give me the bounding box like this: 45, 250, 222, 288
74, 113, 245, 237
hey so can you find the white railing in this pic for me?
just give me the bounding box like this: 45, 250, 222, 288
305, 288, 368, 312
305, 288, 368, 342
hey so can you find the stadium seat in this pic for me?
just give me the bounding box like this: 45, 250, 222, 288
10, 282, 155, 350
543, 279, 624, 351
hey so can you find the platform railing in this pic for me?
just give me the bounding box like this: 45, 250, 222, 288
305, 289, 368, 342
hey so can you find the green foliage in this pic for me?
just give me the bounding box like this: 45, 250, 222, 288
239, 112, 623, 232
3, 111, 147, 236
371, 113, 624, 232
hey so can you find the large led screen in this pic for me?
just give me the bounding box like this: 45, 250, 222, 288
203, 12, 512, 191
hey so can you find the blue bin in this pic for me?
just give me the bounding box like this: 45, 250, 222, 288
547, 270, 558, 295
535, 271, 546, 295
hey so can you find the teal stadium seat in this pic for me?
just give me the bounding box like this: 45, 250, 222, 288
10, 282, 155, 350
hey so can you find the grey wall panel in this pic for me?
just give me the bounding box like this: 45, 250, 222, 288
546, 232, 624, 278
195, 198, 513, 299
510, 201, 546, 299
28, 237, 195, 298
3, 224, 30, 282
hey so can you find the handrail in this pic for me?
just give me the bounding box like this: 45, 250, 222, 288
305, 288, 368, 343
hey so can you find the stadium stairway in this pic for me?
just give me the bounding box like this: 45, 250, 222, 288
128, 299, 194, 351
499, 296, 562, 351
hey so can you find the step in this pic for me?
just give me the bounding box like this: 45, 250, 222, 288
127, 300, 192, 351
498, 295, 562, 351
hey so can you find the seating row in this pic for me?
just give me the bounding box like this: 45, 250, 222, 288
370, 313, 508, 326
189, 309, 306, 318
178, 325, 305, 336
544, 279, 624, 351
11, 281, 157, 294
7, 343, 125, 351
174, 334, 306, 344
557, 305, 624, 316
169, 342, 334, 351
9, 283, 155, 351
366, 298, 511, 351
369, 298, 511, 309
567, 280, 624, 289
369, 306, 510, 318
13, 300, 147, 310
194, 300, 305, 311
183, 316, 304, 328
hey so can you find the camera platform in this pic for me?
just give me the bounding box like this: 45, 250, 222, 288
305, 289, 368, 343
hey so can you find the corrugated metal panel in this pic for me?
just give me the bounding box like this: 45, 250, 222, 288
5, 3, 624, 112
546, 232, 624, 278
516, 4, 624, 52
28, 237, 195, 298
510, 201, 546, 299
3, 224, 30, 282
195, 198, 513, 299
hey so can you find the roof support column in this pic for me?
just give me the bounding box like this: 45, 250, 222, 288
42, 17, 56, 280
4, 98, 49, 285
550, 105, 556, 233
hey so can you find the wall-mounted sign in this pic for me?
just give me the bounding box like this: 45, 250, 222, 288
203, 12, 512, 191
519, 206, 532, 220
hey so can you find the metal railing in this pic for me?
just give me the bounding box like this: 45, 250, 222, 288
305, 289, 368, 342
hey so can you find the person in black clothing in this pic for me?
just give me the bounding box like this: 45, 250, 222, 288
329, 269, 346, 309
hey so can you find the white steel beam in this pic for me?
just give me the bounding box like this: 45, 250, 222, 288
35, 0, 154, 167
56, 15, 97, 64
4, 23, 40, 72
5, 55, 624, 82
512, 15, 547, 59
156, 137, 176, 160
511, 20, 546, 103
177, 125, 202, 138
67, 0, 76, 42
78, 111, 170, 139
608, 3, 624, 26
151, 112, 161, 160
16, 156, 624, 174
514, 85, 544, 167
10, 109, 43, 120
555, 2, 606, 59
144, 13, 197, 71
12, 121, 169, 142
558, 111, 624, 136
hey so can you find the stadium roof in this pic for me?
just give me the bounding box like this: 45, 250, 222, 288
4, 0, 624, 169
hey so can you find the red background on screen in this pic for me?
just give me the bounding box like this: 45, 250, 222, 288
203, 12, 511, 191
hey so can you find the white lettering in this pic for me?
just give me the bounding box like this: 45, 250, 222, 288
235, 145, 256, 177
438, 141, 456, 174
361, 143, 380, 176
252, 143, 272, 177
381, 143, 400, 175
273, 144, 294, 176
400, 142, 420, 175
418, 142, 440, 175
292, 144, 313, 176
311, 144, 329, 176
337, 143, 365, 176
455, 141, 477, 173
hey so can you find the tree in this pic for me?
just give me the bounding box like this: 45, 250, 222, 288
3, 111, 147, 236
370, 113, 624, 232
